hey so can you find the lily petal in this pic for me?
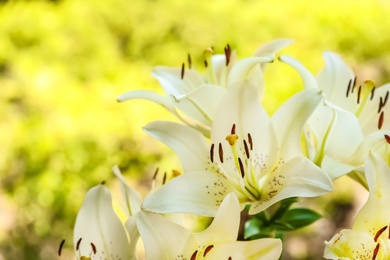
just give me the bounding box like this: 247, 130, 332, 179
73, 184, 130, 259
254, 38, 294, 71
272, 88, 323, 160
136, 211, 197, 260
143, 121, 210, 172
279, 55, 318, 89
353, 152, 390, 235
142, 171, 234, 217
206, 239, 282, 260
249, 156, 333, 214
117, 90, 176, 113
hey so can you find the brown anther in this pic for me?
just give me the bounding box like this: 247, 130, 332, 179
188, 53, 192, 69
203, 245, 214, 257
357, 85, 362, 104
190, 250, 198, 260
353, 76, 357, 87
243, 139, 250, 159
238, 158, 245, 178
162, 171, 167, 184
210, 143, 215, 163
374, 226, 388, 242
385, 135, 390, 144
226, 134, 239, 146
58, 239, 65, 256
231, 124, 236, 135
101, 181, 106, 185
378, 111, 384, 130
181, 63, 185, 80
248, 133, 253, 150
228, 257, 232, 260
204, 60, 208, 68
346, 79, 352, 97
370, 86, 376, 100
372, 243, 380, 260
153, 167, 159, 180
90, 243, 97, 254
224, 44, 231, 66
379, 91, 389, 113
76, 238, 82, 251
218, 143, 224, 163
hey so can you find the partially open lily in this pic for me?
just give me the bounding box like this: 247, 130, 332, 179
141, 80, 333, 216
118, 39, 293, 136
324, 151, 390, 259
138, 193, 282, 260
280, 53, 390, 180
73, 183, 132, 260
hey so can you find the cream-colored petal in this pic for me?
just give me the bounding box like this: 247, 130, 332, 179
279, 55, 318, 89
73, 185, 130, 260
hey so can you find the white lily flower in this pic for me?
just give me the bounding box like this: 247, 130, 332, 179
142, 80, 333, 216
118, 39, 293, 136
280, 53, 390, 179
73, 183, 132, 260
137, 193, 282, 260
324, 151, 390, 259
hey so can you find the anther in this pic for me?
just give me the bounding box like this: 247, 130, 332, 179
238, 158, 245, 178
90, 243, 97, 254
224, 44, 231, 66
379, 91, 389, 113
385, 135, 390, 144
218, 143, 224, 163
188, 53, 192, 69
210, 143, 215, 163
190, 250, 198, 260
353, 76, 357, 88
153, 167, 159, 180
372, 243, 380, 260
378, 111, 384, 130
370, 86, 376, 100
203, 245, 214, 257
346, 79, 352, 97
76, 238, 82, 251
162, 171, 167, 184
374, 226, 388, 242
204, 60, 208, 68
248, 133, 253, 150
231, 124, 236, 135
58, 239, 65, 256
243, 140, 250, 159
181, 63, 185, 80
101, 181, 106, 185
357, 85, 362, 104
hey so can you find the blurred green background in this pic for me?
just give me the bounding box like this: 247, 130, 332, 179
1, 0, 390, 259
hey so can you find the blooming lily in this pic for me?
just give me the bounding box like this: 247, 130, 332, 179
117, 39, 293, 136
324, 150, 390, 259
137, 193, 282, 260
280, 53, 390, 180
73, 183, 132, 260
141, 80, 333, 216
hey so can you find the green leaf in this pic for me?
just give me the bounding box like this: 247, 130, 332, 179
244, 218, 274, 239
277, 208, 322, 231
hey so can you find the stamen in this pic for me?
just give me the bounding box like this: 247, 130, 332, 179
352, 76, 357, 90
378, 91, 389, 113
370, 86, 376, 100
378, 111, 384, 130
58, 239, 65, 256
357, 85, 362, 104
181, 63, 185, 80
243, 139, 250, 159
228, 257, 232, 260
172, 169, 180, 177
218, 143, 224, 163
153, 167, 159, 180
76, 238, 82, 251
385, 134, 390, 144
346, 79, 352, 97
372, 243, 380, 260
162, 171, 167, 184
204, 60, 208, 68
248, 133, 253, 150
374, 226, 388, 242
190, 250, 198, 260
203, 245, 214, 257
210, 143, 215, 163
187, 53, 192, 69
238, 157, 245, 178
224, 44, 231, 66
226, 134, 239, 146
90, 243, 97, 254
231, 124, 236, 135
101, 181, 106, 185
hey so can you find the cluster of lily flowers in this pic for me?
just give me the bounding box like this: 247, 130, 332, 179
59, 39, 390, 259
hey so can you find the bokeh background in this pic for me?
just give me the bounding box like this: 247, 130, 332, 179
1, 0, 390, 259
